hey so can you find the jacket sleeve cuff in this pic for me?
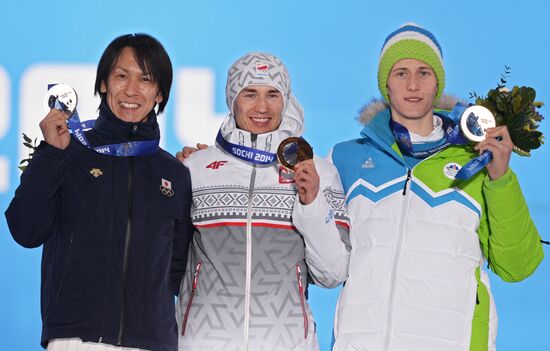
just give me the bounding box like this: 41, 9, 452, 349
482, 168, 522, 210
38, 140, 67, 156
483, 167, 513, 190
293, 190, 330, 218
33, 140, 69, 169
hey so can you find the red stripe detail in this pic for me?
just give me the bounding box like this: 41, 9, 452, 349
195, 222, 296, 230
296, 265, 308, 339
181, 261, 202, 336
335, 220, 350, 230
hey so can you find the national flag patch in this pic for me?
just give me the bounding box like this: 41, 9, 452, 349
278, 166, 295, 184
162, 178, 172, 189
160, 178, 174, 197
256, 61, 269, 76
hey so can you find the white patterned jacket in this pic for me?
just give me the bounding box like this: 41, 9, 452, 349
176, 112, 350, 351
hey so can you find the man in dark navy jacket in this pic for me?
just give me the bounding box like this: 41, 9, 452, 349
5, 34, 193, 351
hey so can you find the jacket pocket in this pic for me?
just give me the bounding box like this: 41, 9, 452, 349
55, 232, 74, 300
470, 267, 490, 351
181, 261, 202, 336
296, 264, 308, 339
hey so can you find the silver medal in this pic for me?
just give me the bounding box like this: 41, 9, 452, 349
460, 105, 496, 143
44, 83, 78, 115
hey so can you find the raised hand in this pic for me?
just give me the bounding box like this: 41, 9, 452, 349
475, 125, 513, 180
39, 109, 72, 150
293, 159, 320, 205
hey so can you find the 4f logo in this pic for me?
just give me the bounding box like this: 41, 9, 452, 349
206, 161, 228, 170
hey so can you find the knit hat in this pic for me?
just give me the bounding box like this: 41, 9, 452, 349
378, 23, 445, 102
221, 52, 304, 138
226, 52, 291, 113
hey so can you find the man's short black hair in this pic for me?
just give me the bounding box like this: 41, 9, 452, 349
94, 33, 173, 114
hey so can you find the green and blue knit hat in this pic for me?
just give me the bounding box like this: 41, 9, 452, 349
378, 23, 445, 102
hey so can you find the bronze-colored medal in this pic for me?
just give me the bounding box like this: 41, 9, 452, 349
277, 137, 313, 170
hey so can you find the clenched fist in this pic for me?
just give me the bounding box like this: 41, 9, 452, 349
39, 109, 72, 150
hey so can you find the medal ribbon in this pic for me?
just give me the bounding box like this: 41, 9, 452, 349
454, 151, 493, 180
216, 130, 277, 165
390, 113, 468, 158
391, 102, 495, 180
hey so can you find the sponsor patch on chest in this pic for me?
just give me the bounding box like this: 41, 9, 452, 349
89, 168, 103, 178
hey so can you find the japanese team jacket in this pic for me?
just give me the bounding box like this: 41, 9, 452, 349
5, 104, 193, 351
330, 103, 543, 351
176, 111, 350, 351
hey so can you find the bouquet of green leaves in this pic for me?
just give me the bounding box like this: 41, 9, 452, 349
470, 66, 544, 156
18, 133, 38, 171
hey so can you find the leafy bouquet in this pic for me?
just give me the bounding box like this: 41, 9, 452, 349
19, 133, 38, 171
470, 66, 544, 156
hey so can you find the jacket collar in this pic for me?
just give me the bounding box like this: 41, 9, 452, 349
358, 94, 463, 150
92, 102, 160, 143
217, 94, 305, 157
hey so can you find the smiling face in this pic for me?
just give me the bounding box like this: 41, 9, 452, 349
100, 47, 163, 123
233, 85, 284, 134
387, 58, 438, 129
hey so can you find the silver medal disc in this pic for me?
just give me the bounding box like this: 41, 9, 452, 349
44, 83, 78, 115
460, 105, 496, 143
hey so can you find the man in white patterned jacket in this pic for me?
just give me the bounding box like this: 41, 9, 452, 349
176, 52, 350, 351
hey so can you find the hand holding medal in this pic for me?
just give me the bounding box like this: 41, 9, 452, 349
454, 104, 526, 180
455, 69, 544, 180
277, 137, 319, 205
39, 84, 79, 150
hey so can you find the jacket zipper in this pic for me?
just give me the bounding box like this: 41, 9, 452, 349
296, 265, 308, 339
118, 131, 137, 346
383, 167, 412, 351
402, 169, 412, 195
181, 261, 202, 336
243, 135, 258, 351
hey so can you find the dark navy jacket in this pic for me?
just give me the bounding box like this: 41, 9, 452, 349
5, 104, 193, 351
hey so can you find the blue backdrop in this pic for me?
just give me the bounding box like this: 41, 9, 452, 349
1, 1, 548, 350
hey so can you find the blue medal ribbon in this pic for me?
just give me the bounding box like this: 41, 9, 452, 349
216, 130, 277, 165
51, 92, 159, 157
390, 113, 468, 159
454, 151, 493, 180
391, 102, 496, 180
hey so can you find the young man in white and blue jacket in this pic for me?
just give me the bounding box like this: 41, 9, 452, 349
330, 23, 543, 351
